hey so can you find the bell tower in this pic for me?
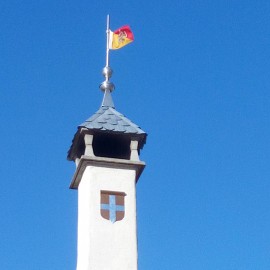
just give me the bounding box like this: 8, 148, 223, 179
67, 19, 147, 270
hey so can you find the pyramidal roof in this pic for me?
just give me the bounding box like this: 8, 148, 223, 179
80, 104, 145, 135
67, 90, 147, 161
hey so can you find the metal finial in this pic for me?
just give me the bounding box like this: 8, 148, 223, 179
102, 66, 113, 79
99, 66, 115, 92
99, 15, 115, 93
100, 80, 115, 92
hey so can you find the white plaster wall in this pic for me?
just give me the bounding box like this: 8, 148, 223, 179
76, 166, 138, 270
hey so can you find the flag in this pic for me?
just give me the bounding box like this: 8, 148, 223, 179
109, 25, 134, 50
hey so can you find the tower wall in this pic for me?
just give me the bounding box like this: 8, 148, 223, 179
76, 165, 138, 270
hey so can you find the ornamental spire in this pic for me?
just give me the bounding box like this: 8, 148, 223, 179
100, 15, 115, 95
99, 15, 134, 107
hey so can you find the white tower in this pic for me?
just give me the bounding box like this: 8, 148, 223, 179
67, 63, 147, 269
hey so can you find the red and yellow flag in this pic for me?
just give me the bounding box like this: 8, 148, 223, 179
109, 25, 134, 50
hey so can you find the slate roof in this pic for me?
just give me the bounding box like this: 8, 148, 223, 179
79, 106, 146, 134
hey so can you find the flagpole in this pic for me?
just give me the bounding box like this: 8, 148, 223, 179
100, 14, 115, 94
106, 14, 110, 68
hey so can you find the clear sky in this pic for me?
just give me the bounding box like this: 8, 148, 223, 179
1, 0, 270, 269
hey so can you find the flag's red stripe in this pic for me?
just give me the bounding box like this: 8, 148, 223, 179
114, 25, 134, 41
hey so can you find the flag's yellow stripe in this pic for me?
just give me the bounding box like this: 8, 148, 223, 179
111, 33, 133, 50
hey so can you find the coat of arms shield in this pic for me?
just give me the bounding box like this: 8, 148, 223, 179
100, 191, 126, 223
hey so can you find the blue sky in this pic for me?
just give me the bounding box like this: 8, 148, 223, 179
1, 0, 270, 269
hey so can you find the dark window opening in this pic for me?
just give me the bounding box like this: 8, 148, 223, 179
93, 133, 131, 159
